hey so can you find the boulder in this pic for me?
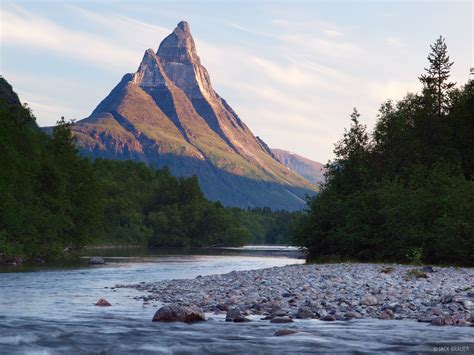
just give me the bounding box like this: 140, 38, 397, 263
430, 316, 444, 326
89, 257, 105, 265
274, 329, 298, 337
225, 308, 250, 322
296, 307, 314, 319
380, 309, 394, 320
417, 313, 433, 323
95, 298, 112, 307
320, 314, 336, 321
344, 311, 361, 320
360, 295, 378, 306
443, 314, 454, 325
152, 304, 205, 323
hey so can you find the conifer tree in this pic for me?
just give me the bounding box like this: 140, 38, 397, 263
419, 36, 456, 116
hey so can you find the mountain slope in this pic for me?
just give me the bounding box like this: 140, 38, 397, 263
61, 21, 317, 210
272, 149, 326, 186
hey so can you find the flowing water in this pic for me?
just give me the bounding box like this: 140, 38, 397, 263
0, 247, 472, 354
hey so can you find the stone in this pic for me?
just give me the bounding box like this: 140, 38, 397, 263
95, 298, 111, 307
272, 310, 288, 317
380, 309, 394, 320
296, 307, 314, 319
440, 294, 453, 304
443, 314, 454, 325
225, 308, 250, 322
360, 295, 378, 306
430, 317, 444, 326
421, 266, 435, 273
344, 311, 361, 320
417, 313, 433, 323
462, 300, 472, 310
270, 316, 293, 324
274, 329, 298, 337
320, 314, 336, 321
89, 257, 105, 265
152, 304, 205, 323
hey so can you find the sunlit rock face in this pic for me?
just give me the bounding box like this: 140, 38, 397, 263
62, 21, 317, 210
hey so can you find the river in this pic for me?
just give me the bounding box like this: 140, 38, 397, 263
0, 247, 472, 354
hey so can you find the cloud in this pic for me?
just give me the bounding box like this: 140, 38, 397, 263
369, 80, 421, 102
64, 4, 171, 50
1, 5, 140, 71
279, 35, 363, 59
248, 56, 314, 87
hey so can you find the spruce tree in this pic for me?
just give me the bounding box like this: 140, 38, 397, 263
419, 36, 456, 116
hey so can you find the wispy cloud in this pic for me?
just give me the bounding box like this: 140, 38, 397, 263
369, 80, 421, 102
1, 5, 140, 71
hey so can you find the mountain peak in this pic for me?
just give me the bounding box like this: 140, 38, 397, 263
176, 20, 190, 35
157, 20, 200, 64
67, 22, 317, 210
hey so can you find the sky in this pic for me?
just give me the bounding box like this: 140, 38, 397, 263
1, 1, 472, 163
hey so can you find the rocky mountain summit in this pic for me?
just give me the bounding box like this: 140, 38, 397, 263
65, 21, 316, 210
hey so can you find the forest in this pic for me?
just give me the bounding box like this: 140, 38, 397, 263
0, 78, 297, 261
296, 37, 474, 266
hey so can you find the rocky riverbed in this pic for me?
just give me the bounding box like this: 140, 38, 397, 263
118, 263, 474, 327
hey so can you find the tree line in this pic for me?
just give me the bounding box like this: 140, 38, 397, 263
0, 77, 297, 262
296, 37, 474, 265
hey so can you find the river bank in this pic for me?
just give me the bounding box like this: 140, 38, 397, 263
119, 263, 474, 327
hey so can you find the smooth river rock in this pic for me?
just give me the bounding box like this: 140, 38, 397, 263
225, 308, 251, 322
95, 298, 111, 307
152, 304, 205, 323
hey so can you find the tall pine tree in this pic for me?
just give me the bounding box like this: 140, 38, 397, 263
419, 36, 456, 116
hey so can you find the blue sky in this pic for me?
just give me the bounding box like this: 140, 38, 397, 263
1, 0, 472, 162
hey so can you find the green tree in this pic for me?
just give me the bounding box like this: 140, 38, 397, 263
419, 36, 456, 116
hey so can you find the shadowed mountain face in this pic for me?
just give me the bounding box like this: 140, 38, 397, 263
64, 21, 317, 210
272, 149, 326, 186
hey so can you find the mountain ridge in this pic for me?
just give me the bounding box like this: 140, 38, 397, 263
272, 148, 326, 186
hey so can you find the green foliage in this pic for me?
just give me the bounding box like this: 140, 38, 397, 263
231, 207, 304, 245
406, 248, 424, 266
0, 79, 102, 260
296, 38, 474, 266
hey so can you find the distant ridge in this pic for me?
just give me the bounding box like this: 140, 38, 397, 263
272, 148, 325, 186
48, 21, 317, 210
